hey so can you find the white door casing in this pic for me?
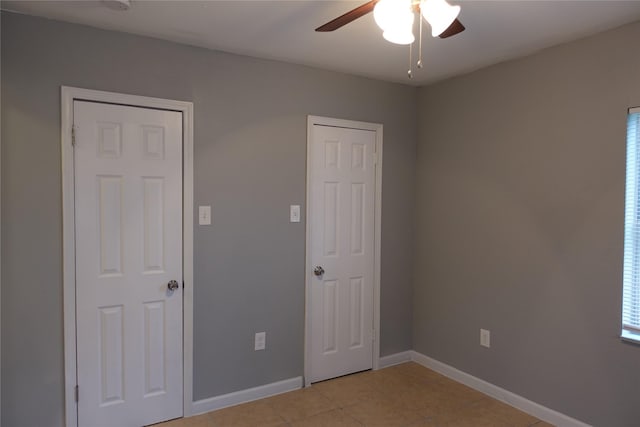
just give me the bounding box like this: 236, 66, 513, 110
306, 117, 382, 384
74, 101, 183, 427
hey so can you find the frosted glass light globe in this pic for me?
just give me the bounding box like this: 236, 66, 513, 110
374, 0, 413, 32
420, 0, 460, 37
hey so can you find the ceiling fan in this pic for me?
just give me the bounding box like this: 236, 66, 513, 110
316, 0, 465, 77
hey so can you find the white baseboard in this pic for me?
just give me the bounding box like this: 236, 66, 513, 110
410, 351, 591, 427
190, 376, 303, 416
190, 352, 589, 426
378, 351, 413, 368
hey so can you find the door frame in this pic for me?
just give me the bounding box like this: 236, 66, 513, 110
304, 115, 383, 387
61, 87, 194, 427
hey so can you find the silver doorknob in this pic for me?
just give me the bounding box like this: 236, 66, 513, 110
313, 266, 325, 276
167, 280, 180, 291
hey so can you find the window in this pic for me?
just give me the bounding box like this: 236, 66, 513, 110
623, 106, 640, 342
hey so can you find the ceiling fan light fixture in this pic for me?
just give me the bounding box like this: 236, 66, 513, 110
420, 0, 460, 37
374, 0, 415, 45
374, 0, 413, 32
383, 28, 415, 45
315, 0, 466, 77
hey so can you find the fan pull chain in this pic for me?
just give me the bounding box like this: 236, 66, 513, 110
417, 14, 423, 69
408, 41, 413, 79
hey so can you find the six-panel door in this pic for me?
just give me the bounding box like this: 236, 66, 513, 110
309, 124, 376, 383
74, 101, 183, 427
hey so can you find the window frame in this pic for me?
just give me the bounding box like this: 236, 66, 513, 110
622, 106, 640, 343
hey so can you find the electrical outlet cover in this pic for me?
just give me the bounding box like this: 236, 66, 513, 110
255, 332, 266, 351
480, 329, 490, 348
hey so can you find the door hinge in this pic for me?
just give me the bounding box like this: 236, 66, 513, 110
372, 329, 376, 342
75, 385, 79, 402
373, 152, 377, 165
71, 126, 76, 147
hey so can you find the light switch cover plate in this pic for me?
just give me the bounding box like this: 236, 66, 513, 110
199, 205, 211, 225
290, 205, 301, 223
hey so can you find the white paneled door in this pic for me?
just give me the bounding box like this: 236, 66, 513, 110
309, 124, 377, 383
74, 101, 183, 427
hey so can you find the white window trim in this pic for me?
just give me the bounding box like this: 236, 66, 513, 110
61, 87, 195, 426
622, 106, 640, 343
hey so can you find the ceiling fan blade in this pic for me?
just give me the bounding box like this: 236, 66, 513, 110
438, 19, 465, 39
315, 0, 379, 32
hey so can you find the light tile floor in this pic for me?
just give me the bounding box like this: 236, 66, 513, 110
158, 362, 554, 427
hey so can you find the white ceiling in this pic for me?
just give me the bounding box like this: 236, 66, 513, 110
3, 0, 640, 86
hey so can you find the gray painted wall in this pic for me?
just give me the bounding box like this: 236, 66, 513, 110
1, 12, 416, 427
415, 21, 640, 426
